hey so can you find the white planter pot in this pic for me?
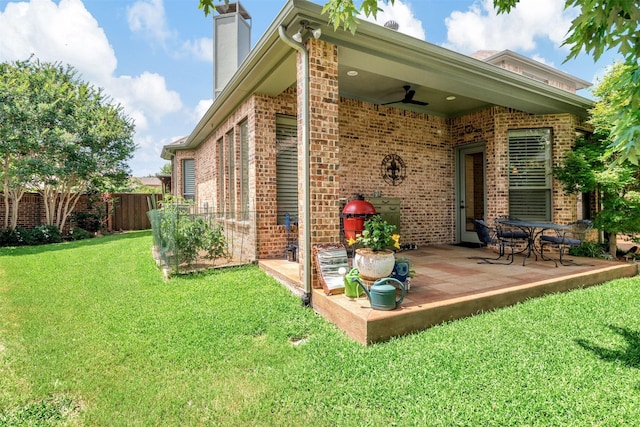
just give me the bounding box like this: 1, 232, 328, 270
353, 249, 395, 281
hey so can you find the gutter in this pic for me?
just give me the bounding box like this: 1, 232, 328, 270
278, 24, 312, 307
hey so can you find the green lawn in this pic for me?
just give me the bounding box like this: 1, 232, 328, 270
1, 231, 639, 426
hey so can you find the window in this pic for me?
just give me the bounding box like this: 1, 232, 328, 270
508, 128, 552, 221
182, 159, 195, 201
239, 120, 249, 218
227, 129, 235, 219
217, 138, 224, 212
276, 115, 298, 225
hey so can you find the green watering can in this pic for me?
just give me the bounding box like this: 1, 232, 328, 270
342, 267, 363, 298
340, 267, 405, 310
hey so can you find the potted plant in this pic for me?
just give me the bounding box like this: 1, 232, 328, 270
348, 215, 400, 281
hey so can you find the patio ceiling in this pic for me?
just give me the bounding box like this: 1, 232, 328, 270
336, 54, 490, 117
250, 4, 593, 120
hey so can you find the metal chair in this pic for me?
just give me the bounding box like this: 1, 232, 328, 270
539, 220, 593, 267
494, 216, 529, 265
284, 213, 298, 262
470, 219, 518, 265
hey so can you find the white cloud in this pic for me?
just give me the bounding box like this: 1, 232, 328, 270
108, 72, 183, 130
193, 99, 214, 124
444, 0, 576, 54
531, 54, 554, 68
127, 0, 176, 45
128, 0, 212, 63
361, 0, 425, 40
0, 0, 116, 84
181, 37, 214, 62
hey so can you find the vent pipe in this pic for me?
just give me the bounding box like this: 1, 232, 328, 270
384, 20, 399, 30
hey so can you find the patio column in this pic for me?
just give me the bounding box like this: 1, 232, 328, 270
298, 38, 340, 290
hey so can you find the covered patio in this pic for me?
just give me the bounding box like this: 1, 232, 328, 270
260, 245, 638, 345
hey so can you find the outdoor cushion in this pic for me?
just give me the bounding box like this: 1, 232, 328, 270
498, 230, 528, 239
540, 235, 581, 246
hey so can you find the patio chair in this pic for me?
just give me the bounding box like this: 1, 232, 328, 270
494, 216, 529, 265
539, 219, 593, 267
470, 219, 518, 265
494, 215, 528, 241
284, 213, 298, 262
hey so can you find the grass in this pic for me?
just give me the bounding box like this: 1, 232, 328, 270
1, 231, 639, 426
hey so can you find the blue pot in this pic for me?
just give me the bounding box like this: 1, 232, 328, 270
390, 259, 410, 283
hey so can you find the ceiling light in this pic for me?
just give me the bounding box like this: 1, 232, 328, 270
446, 95, 457, 101
347, 70, 358, 77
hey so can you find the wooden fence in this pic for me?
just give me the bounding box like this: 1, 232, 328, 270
112, 193, 162, 230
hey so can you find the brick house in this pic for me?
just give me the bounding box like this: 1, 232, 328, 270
161, 0, 594, 297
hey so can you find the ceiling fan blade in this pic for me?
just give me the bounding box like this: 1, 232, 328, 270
381, 99, 403, 105
405, 89, 416, 101
380, 85, 428, 106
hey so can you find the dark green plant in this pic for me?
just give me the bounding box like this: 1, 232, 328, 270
175, 216, 208, 265
568, 240, 608, 259
0, 227, 28, 246
67, 227, 92, 241
353, 215, 399, 252
28, 225, 63, 245
202, 222, 227, 262
71, 211, 101, 232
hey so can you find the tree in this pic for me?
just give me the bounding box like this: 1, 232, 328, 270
200, 0, 639, 163
0, 58, 135, 232
0, 60, 34, 229
160, 162, 172, 176
554, 62, 640, 255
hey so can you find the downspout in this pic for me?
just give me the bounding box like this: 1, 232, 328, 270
278, 25, 312, 306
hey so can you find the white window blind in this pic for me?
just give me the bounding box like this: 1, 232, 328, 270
276, 115, 298, 225
217, 138, 224, 212
508, 129, 551, 221
182, 159, 195, 200
239, 120, 249, 217
227, 129, 235, 218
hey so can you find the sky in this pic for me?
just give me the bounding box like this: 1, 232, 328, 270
0, 0, 620, 177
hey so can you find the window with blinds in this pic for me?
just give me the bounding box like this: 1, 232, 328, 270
217, 138, 224, 212
508, 128, 552, 221
227, 129, 235, 219
276, 115, 298, 225
239, 120, 249, 218
182, 159, 195, 201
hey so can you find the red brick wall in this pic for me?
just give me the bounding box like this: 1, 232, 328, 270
0, 192, 96, 231
338, 99, 453, 245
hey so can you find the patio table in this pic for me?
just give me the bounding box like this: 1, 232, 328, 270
499, 219, 568, 265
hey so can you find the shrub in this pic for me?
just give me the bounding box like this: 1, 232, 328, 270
67, 227, 92, 241
71, 211, 100, 232
569, 240, 608, 258
28, 225, 63, 245
0, 227, 29, 246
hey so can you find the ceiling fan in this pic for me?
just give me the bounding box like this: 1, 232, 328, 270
381, 85, 429, 106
